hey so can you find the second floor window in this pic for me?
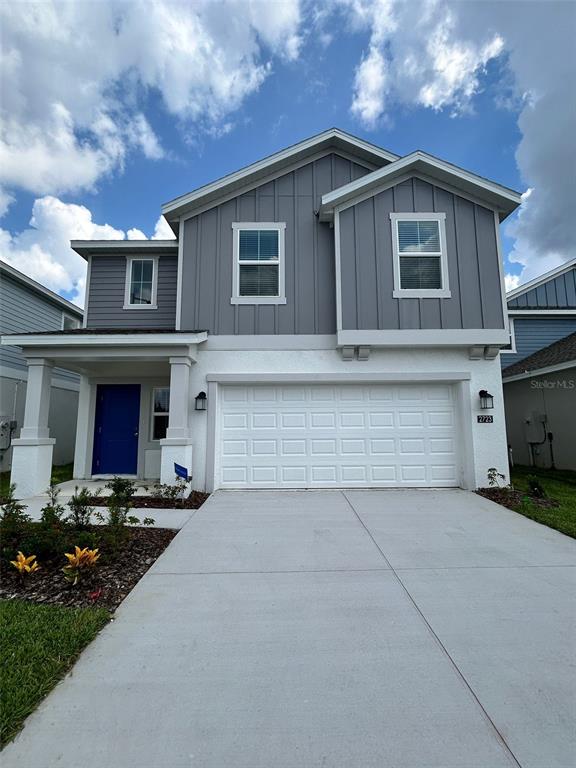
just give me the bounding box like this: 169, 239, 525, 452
124, 257, 158, 309
390, 213, 450, 299
231, 223, 286, 305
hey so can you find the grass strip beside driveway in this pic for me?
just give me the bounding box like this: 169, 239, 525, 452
0, 599, 109, 747
510, 466, 576, 538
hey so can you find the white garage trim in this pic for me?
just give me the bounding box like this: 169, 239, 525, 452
206, 376, 468, 491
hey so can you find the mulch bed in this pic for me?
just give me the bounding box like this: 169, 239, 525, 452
86, 490, 210, 510
477, 487, 559, 511
0, 527, 176, 611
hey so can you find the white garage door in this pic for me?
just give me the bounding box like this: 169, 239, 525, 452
217, 383, 460, 488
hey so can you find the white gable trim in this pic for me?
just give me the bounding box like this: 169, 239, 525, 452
506, 257, 576, 301
161, 129, 398, 220
321, 151, 521, 220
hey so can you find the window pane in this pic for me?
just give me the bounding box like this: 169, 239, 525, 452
153, 387, 170, 414
153, 415, 169, 441
239, 231, 259, 260
400, 255, 442, 289
141, 261, 153, 281
132, 260, 143, 281
239, 230, 278, 261
398, 220, 440, 253
239, 264, 279, 296
63, 315, 79, 330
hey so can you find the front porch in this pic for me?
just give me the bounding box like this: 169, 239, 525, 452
1, 330, 207, 497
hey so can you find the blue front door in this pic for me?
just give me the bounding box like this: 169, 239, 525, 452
92, 385, 140, 475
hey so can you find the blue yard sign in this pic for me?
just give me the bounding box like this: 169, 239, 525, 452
174, 463, 191, 481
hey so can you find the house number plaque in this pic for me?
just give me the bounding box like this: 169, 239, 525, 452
477, 415, 494, 423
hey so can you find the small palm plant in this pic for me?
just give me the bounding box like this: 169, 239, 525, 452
10, 552, 40, 580
62, 546, 100, 585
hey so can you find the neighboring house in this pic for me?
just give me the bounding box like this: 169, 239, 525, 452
500, 260, 576, 470
1, 129, 521, 497
501, 258, 576, 369
501, 332, 576, 470
0, 260, 83, 472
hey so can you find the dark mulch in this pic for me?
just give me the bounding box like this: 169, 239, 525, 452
477, 487, 559, 511
86, 490, 209, 510
0, 527, 176, 611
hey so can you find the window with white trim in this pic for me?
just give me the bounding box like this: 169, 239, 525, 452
124, 257, 158, 309
500, 317, 517, 353
390, 213, 450, 298
62, 313, 80, 330
231, 223, 286, 304
151, 387, 170, 440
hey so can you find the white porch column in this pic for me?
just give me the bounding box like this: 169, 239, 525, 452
159, 356, 194, 484
73, 374, 92, 480
11, 358, 56, 497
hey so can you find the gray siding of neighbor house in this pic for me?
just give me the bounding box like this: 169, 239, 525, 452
180, 153, 372, 334
501, 317, 576, 369
339, 178, 505, 331
86, 253, 178, 328
508, 268, 576, 309
0, 272, 79, 382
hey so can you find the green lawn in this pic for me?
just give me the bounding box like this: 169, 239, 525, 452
0, 600, 109, 747
511, 465, 576, 538
0, 463, 73, 498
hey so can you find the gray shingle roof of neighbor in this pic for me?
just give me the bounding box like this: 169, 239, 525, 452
502, 331, 576, 379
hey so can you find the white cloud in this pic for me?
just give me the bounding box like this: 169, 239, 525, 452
1, 198, 176, 306
0, 0, 302, 203
344, 0, 576, 284
504, 274, 520, 293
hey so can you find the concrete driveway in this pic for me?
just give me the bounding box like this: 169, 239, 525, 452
3, 490, 575, 768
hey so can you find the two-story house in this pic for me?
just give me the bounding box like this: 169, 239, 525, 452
0, 260, 83, 472
2, 129, 521, 496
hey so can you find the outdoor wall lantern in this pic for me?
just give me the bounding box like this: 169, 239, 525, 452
195, 391, 207, 411
478, 390, 494, 410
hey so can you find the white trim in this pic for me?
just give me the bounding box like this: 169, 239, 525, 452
1, 332, 208, 347
499, 317, 517, 354
205, 380, 219, 493
71, 240, 178, 258
206, 371, 471, 384
389, 213, 451, 299
176, 218, 184, 330
502, 360, 576, 383
507, 309, 576, 316
123, 255, 159, 310
493, 210, 509, 330
204, 334, 337, 350
320, 151, 522, 219
231, 223, 286, 305
334, 210, 343, 332
337, 329, 510, 346
0, 260, 83, 319
162, 129, 398, 218
83, 255, 92, 327
506, 257, 576, 300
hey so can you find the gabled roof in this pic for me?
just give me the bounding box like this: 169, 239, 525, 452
0, 259, 83, 317
502, 331, 576, 380
71, 240, 178, 259
319, 150, 522, 221
506, 257, 576, 302
161, 128, 399, 221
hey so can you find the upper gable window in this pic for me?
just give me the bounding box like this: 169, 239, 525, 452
62, 313, 80, 330
390, 213, 451, 299
231, 223, 286, 305
124, 257, 158, 309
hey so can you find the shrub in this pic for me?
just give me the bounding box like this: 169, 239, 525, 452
40, 482, 67, 527
104, 477, 136, 506
10, 552, 40, 579
487, 467, 506, 488
62, 546, 100, 585
152, 477, 188, 503
66, 487, 94, 529
0, 485, 31, 557
526, 474, 546, 498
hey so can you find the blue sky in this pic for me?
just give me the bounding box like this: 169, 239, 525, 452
1, 1, 573, 304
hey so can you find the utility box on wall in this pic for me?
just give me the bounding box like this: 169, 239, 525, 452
524, 412, 547, 444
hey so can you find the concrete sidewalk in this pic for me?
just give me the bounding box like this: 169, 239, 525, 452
2, 489, 575, 768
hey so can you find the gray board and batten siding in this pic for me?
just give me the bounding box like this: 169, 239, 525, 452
86, 253, 178, 329
339, 177, 505, 331
179, 153, 372, 335
508, 268, 576, 309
